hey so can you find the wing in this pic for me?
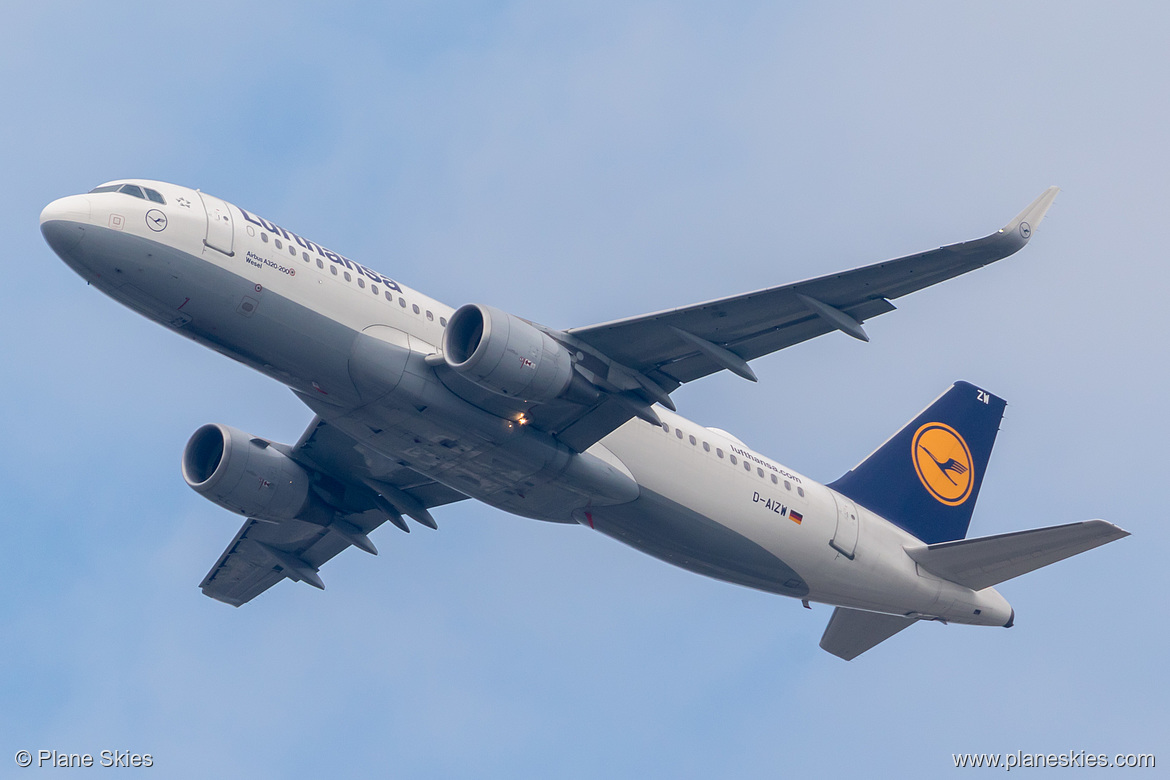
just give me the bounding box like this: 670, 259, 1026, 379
389, 190, 1058, 457
569, 187, 1059, 386
199, 417, 468, 607
508, 188, 1058, 451
504, 188, 1057, 451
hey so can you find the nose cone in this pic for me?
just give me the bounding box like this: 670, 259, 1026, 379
40, 194, 91, 255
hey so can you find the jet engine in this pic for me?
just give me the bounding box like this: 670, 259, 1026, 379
442, 303, 575, 402
182, 424, 316, 521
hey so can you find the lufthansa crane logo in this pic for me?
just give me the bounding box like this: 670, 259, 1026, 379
145, 209, 168, 232
911, 422, 974, 506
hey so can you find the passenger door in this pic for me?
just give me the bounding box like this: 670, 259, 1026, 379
197, 190, 235, 256
830, 492, 859, 560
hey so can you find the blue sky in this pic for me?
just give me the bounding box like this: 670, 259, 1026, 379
3, 2, 1167, 776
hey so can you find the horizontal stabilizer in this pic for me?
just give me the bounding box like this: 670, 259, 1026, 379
904, 519, 1129, 591
819, 607, 918, 661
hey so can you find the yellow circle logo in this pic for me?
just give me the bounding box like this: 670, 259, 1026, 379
911, 422, 974, 506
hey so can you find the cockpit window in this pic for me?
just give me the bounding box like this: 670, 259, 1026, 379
88, 183, 168, 204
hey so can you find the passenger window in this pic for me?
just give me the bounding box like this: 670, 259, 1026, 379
426, 311, 434, 321
145, 188, 166, 204
676, 429, 684, 440
399, 298, 406, 307
757, 467, 764, 477
440, 317, 447, 327
261, 233, 269, 243
316, 259, 324, 269
784, 480, 791, 491
118, 184, 145, 199
771, 474, 778, 484
689, 435, 696, 445
358, 278, 365, 288
274, 239, 282, 249
330, 265, 338, 275
702, 442, 710, 452
372, 285, 379, 295
797, 487, 805, 498
716, 448, 724, 458
744, 462, 751, 471
344, 271, 352, 282
289, 245, 297, 256
662, 424, 670, 433
385, 291, 393, 302
412, 304, 420, 314
730, 455, 737, 465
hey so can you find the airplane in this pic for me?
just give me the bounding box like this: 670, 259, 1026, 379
40, 180, 1128, 660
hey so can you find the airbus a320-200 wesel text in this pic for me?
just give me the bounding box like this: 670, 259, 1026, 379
41, 181, 1127, 659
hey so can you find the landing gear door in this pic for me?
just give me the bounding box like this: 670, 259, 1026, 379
830, 492, 859, 560
197, 190, 235, 256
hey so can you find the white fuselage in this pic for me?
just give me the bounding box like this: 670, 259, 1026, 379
40, 180, 1013, 626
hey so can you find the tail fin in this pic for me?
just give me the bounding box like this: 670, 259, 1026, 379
828, 381, 1006, 544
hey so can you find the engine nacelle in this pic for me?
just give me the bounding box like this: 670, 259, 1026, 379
443, 303, 575, 402
182, 424, 314, 521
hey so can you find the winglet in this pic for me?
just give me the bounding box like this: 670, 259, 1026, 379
1000, 186, 1060, 243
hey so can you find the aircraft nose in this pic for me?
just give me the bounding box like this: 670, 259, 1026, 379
40, 194, 91, 255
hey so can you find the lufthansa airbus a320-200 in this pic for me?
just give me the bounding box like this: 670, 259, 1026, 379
41, 181, 1127, 659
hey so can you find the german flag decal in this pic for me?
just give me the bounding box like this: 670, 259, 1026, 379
789, 510, 803, 525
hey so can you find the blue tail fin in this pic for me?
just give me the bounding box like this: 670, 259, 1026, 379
828, 381, 1006, 544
